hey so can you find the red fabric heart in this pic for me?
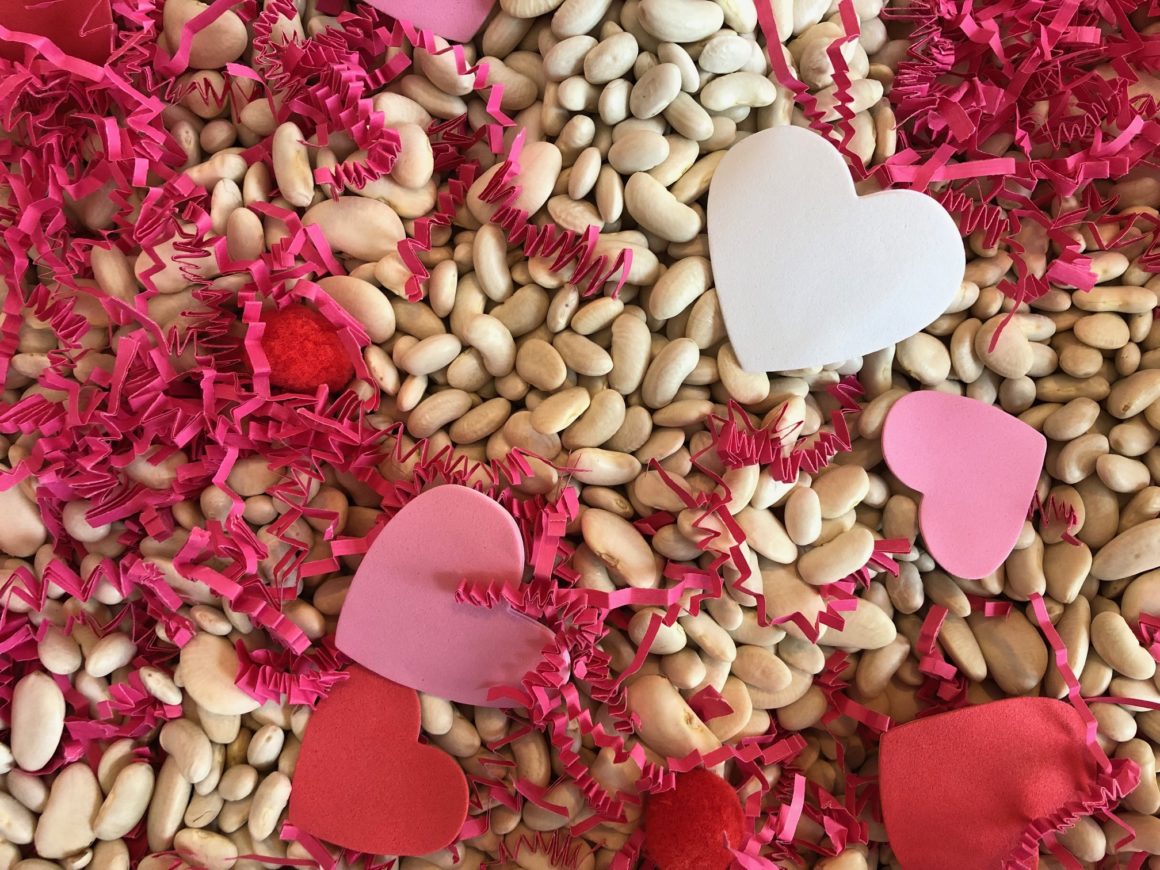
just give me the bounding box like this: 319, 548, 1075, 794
288, 665, 469, 856
0, 0, 114, 64
260, 305, 354, 393
879, 697, 1138, 869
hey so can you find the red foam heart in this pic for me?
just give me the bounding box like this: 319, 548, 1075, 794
336, 485, 556, 706
288, 665, 469, 855
0, 0, 114, 64
260, 305, 354, 393
642, 770, 745, 870
879, 698, 1117, 869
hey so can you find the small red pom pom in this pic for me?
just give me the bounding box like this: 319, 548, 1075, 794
260, 305, 354, 393
642, 769, 745, 870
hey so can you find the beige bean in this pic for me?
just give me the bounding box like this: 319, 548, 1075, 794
35, 762, 101, 859
0, 793, 34, 845
638, 0, 725, 42
270, 122, 313, 208
642, 338, 700, 407
173, 828, 238, 870
569, 448, 641, 485
160, 720, 213, 784
628, 608, 687, 655
554, 331, 613, 375
318, 276, 395, 343
1107, 370, 1160, 418
399, 334, 462, 376
38, 626, 82, 676
563, 389, 626, 449
450, 397, 511, 444
581, 508, 659, 588
179, 634, 261, 717
609, 313, 651, 394
785, 487, 822, 546
94, 764, 155, 841
163, 0, 247, 70
463, 314, 516, 376
798, 526, 874, 586
391, 123, 434, 188
407, 389, 473, 439
701, 72, 777, 111
735, 507, 798, 564
624, 172, 700, 242
302, 197, 404, 262
85, 633, 136, 678
1118, 740, 1160, 814
608, 130, 670, 174
968, 608, 1048, 695
531, 386, 591, 433
11, 672, 64, 772
732, 645, 792, 692
248, 772, 291, 841
819, 598, 896, 651
625, 675, 721, 758
1092, 611, 1156, 680
717, 343, 770, 404
1092, 519, 1160, 580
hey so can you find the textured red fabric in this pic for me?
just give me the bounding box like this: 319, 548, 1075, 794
0, 0, 114, 64
288, 666, 469, 856
260, 305, 354, 392
642, 769, 745, 870
879, 698, 1098, 870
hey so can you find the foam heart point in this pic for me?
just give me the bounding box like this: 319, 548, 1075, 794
289, 665, 469, 855
336, 485, 556, 706
882, 391, 1046, 579
362, 0, 494, 42
706, 126, 964, 372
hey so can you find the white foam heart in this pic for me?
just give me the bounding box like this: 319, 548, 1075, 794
706, 126, 965, 373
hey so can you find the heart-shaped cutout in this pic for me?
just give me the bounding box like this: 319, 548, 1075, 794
0, 0, 114, 64
882, 391, 1045, 579
363, 0, 494, 42
288, 665, 469, 855
880, 698, 1114, 870
336, 484, 556, 706
706, 126, 964, 372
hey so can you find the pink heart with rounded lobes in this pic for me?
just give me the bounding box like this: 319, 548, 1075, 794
882, 391, 1046, 580
336, 485, 556, 707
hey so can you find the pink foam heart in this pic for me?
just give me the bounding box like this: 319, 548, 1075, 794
336, 485, 555, 706
882, 391, 1046, 579
362, 0, 494, 42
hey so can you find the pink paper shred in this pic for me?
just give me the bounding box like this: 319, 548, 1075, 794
758, 0, 1160, 340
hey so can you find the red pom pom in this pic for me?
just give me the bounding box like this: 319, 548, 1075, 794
642, 770, 745, 870
260, 305, 354, 393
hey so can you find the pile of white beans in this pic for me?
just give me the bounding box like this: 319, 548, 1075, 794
2, 0, 1160, 867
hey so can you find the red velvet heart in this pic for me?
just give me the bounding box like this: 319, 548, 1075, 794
879, 698, 1112, 869
0, 0, 114, 64
288, 665, 469, 856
